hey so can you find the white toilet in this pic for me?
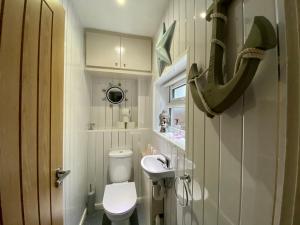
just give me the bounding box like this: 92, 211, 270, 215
103, 149, 137, 225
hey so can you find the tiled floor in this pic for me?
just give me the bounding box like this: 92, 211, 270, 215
84, 210, 104, 225
84, 209, 139, 225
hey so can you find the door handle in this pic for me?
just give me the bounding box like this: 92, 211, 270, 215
55, 168, 71, 187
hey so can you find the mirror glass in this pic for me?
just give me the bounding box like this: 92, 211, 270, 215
106, 87, 124, 104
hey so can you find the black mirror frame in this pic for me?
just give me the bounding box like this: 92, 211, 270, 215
105, 86, 125, 105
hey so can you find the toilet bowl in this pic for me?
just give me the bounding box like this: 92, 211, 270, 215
102, 149, 137, 225
103, 182, 137, 225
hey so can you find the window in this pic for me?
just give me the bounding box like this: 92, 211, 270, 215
168, 78, 186, 132
172, 85, 186, 100
153, 53, 188, 150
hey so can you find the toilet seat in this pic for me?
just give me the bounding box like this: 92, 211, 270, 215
103, 182, 137, 215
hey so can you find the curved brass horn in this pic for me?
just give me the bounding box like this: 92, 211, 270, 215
188, 0, 277, 118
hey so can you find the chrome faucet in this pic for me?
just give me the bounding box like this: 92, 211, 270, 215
157, 153, 171, 169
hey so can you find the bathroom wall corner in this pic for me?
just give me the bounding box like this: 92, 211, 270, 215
60, 0, 91, 225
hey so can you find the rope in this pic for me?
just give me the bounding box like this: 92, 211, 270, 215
234, 48, 265, 74
194, 72, 219, 116
188, 68, 219, 116
188, 47, 265, 116
210, 13, 228, 23
211, 39, 226, 49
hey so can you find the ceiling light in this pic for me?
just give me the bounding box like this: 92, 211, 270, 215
115, 46, 125, 54
200, 12, 206, 19
117, 0, 126, 6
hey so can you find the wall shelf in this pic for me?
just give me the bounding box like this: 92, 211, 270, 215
85, 67, 152, 79
87, 128, 150, 133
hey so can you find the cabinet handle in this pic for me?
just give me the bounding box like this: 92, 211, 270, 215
115, 62, 118, 67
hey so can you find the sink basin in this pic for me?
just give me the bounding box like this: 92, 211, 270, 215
141, 155, 175, 181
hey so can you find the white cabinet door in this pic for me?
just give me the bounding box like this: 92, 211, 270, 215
121, 37, 152, 72
86, 32, 121, 68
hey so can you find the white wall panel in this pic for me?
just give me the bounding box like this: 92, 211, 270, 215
105, 101, 113, 128
90, 77, 150, 129
90, 77, 108, 128
87, 76, 151, 206
119, 131, 126, 147
192, 0, 206, 225
168, 0, 174, 62
95, 132, 104, 202
152, 0, 283, 225
61, 1, 90, 225
174, 0, 180, 59
218, 1, 244, 225
241, 0, 279, 224
151, 134, 184, 225
179, 0, 187, 54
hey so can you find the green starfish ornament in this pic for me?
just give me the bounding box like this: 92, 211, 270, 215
156, 21, 176, 75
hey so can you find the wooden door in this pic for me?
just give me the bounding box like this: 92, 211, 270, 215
86, 31, 121, 69
0, 0, 65, 225
120, 36, 152, 72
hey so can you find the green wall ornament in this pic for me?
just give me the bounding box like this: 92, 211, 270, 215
188, 0, 277, 118
156, 21, 176, 75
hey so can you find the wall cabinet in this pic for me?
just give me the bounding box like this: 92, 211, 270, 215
86, 31, 152, 72
121, 37, 152, 71
86, 32, 121, 68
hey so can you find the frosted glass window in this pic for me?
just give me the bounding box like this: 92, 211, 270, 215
169, 107, 185, 130
172, 84, 186, 99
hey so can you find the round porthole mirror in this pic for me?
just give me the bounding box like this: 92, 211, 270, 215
106, 86, 125, 105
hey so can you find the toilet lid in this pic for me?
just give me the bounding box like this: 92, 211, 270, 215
103, 182, 137, 215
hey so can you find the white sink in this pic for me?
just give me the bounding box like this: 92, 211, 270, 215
141, 154, 175, 181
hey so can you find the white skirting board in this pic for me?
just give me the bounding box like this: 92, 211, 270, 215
79, 208, 87, 225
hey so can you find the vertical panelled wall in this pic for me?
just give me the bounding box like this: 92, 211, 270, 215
60, 1, 90, 225
90, 76, 151, 129
151, 134, 186, 225
88, 76, 152, 204
87, 129, 150, 204
152, 0, 282, 225
90, 77, 138, 129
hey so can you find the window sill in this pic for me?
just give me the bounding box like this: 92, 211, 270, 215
153, 129, 185, 151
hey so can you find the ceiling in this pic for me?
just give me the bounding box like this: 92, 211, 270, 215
71, 0, 170, 37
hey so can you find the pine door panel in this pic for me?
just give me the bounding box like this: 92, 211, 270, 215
21, 0, 42, 224
0, 0, 65, 225
38, 2, 53, 225
0, 0, 26, 224
0, 0, 4, 45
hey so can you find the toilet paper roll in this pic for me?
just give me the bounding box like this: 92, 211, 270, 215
127, 122, 135, 129
116, 121, 125, 129
123, 116, 130, 123
121, 108, 131, 115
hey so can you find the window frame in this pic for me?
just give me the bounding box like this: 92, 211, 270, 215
167, 77, 186, 131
